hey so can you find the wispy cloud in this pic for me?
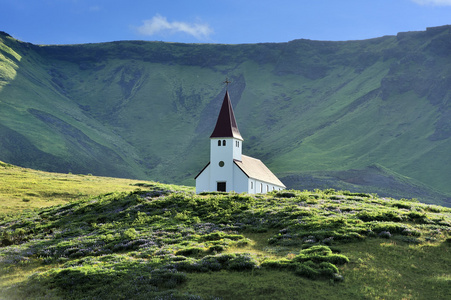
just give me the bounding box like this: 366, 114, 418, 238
88, 6, 101, 12
136, 15, 213, 40
411, 0, 451, 5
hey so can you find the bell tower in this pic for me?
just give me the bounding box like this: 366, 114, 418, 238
209, 91, 243, 191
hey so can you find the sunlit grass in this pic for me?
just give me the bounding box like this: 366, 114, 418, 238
224, 230, 285, 262
0, 260, 51, 288
183, 239, 450, 300
0, 167, 449, 299
0, 161, 194, 214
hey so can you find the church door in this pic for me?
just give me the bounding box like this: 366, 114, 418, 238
217, 182, 226, 192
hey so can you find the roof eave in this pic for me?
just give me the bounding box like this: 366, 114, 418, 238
194, 162, 210, 179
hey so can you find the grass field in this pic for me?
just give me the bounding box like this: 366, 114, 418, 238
0, 161, 178, 213
0, 165, 450, 299
184, 239, 450, 299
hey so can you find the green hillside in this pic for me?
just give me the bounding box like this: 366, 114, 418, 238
1, 27, 451, 206
0, 160, 181, 213
0, 165, 450, 299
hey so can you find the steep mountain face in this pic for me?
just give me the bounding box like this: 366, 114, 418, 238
1, 26, 450, 206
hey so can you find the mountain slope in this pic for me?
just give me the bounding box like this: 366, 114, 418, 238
0, 27, 451, 205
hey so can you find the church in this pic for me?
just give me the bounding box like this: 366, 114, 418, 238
195, 90, 286, 194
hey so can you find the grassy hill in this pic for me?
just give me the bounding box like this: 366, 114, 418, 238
0, 164, 450, 299
1, 27, 451, 206
0, 160, 187, 213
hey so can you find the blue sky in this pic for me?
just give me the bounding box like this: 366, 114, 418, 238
1, 0, 451, 45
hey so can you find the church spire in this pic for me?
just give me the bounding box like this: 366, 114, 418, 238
210, 91, 243, 141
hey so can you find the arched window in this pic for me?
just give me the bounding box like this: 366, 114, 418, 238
218, 140, 221, 146
267, 185, 269, 192
222, 140, 226, 146
260, 183, 263, 193
251, 181, 253, 189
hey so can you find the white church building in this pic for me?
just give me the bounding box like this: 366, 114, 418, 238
195, 91, 286, 194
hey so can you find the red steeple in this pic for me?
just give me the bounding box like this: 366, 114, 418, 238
210, 91, 243, 140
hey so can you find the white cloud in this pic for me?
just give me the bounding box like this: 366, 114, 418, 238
88, 6, 101, 12
411, 0, 451, 6
136, 15, 213, 40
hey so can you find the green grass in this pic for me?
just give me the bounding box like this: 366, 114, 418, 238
0, 160, 192, 214
184, 239, 450, 299
0, 167, 449, 299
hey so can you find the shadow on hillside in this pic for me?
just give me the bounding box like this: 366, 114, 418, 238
281, 165, 451, 208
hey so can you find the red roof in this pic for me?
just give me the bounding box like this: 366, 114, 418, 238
210, 91, 243, 140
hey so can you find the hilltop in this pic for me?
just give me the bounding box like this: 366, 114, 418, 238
1, 26, 451, 206
0, 160, 190, 213
0, 164, 450, 299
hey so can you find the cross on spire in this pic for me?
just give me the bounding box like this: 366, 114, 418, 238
223, 78, 231, 89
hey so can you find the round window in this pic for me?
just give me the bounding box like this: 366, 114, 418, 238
219, 161, 225, 167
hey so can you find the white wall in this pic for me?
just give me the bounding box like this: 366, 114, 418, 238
209, 138, 234, 192
209, 137, 242, 192
233, 164, 249, 193
249, 179, 256, 194
233, 139, 242, 161
196, 163, 285, 194
196, 137, 284, 194
251, 179, 284, 194
195, 164, 210, 193
210, 138, 233, 164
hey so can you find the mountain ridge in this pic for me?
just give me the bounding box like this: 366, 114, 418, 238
1, 26, 451, 206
